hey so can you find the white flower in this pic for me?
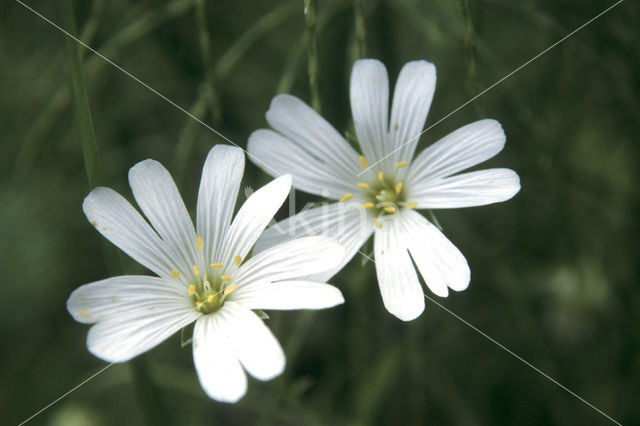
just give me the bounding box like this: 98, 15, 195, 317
248, 59, 520, 321
67, 145, 345, 403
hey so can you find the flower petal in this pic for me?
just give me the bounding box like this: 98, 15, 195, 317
374, 217, 424, 321
248, 129, 355, 199
129, 159, 201, 281
192, 314, 247, 403
350, 59, 390, 167
234, 236, 344, 284
407, 119, 507, 183
218, 175, 291, 266
410, 168, 521, 209
223, 302, 285, 381
83, 188, 176, 279
254, 202, 374, 281
265, 94, 361, 178
67, 275, 199, 362
400, 209, 470, 296
196, 145, 244, 263
231, 280, 344, 310
388, 60, 436, 165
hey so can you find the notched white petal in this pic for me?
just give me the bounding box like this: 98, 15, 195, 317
223, 302, 285, 381
193, 314, 247, 403
231, 280, 345, 310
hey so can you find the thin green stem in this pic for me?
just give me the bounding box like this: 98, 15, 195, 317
173, 94, 209, 186
304, 0, 321, 113
16, 0, 195, 177
353, 0, 367, 58
458, 0, 483, 115
57, 0, 102, 189
57, 1, 169, 424
195, 0, 222, 124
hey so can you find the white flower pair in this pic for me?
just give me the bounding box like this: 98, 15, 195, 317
68, 59, 519, 402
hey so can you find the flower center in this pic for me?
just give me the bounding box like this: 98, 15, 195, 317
188, 274, 237, 315
170, 238, 242, 315
339, 157, 419, 229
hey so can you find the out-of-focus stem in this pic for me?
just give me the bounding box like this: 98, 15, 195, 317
57, 1, 170, 424
353, 0, 367, 58
195, 0, 222, 124
304, 0, 321, 113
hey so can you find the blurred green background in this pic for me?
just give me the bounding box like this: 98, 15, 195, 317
1, 0, 639, 424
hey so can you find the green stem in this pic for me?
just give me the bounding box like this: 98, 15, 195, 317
195, 0, 222, 124
57, 0, 102, 189
173, 94, 209, 186
57, 1, 169, 424
304, 0, 321, 113
353, 0, 367, 58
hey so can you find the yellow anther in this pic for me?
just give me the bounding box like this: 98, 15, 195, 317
90, 221, 97, 227
196, 236, 204, 251
357, 182, 370, 189
339, 193, 353, 202
395, 182, 403, 194
193, 264, 200, 276
221, 275, 232, 282
405, 201, 418, 209
223, 284, 238, 296
188, 284, 196, 296
207, 295, 215, 302
234, 255, 242, 266
196, 305, 202, 311
210, 263, 224, 269
394, 161, 409, 168
373, 218, 383, 229
171, 268, 180, 279
378, 171, 384, 182
359, 156, 368, 169
362, 202, 374, 209
384, 206, 396, 213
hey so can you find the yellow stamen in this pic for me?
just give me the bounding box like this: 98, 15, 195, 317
384, 206, 396, 213
224, 284, 238, 296
221, 275, 232, 282
188, 284, 196, 296
395, 182, 403, 194
394, 161, 409, 168
339, 193, 353, 202
193, 264, 200, 276
378, 171, 384, 182
207, 295, 215, 302
359, 155, 368, 169
210, 263, 224, 269
171, 268, 180, 279
196, 236, 204, 251
405, 201, 418, 209
234, 255, 242, 266
356, 182, 369, 189
362, 202, 374, 209
373, 218, 382, 229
